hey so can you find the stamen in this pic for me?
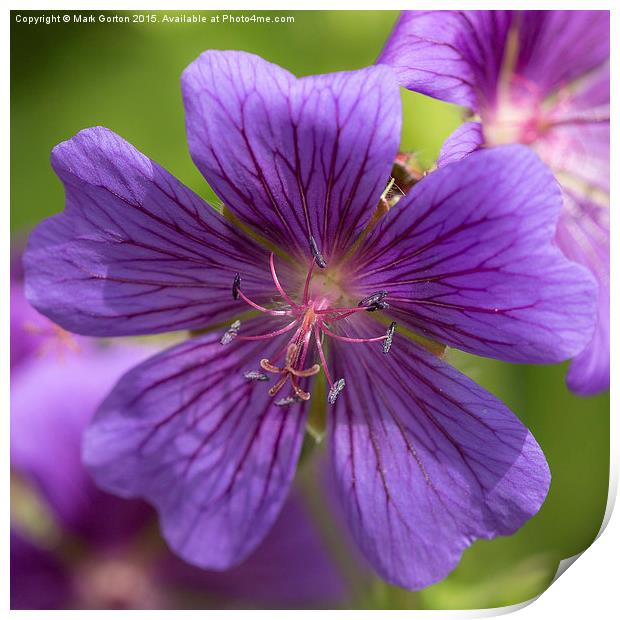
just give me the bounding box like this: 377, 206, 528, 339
236, 320, 298, 341
309, 236, 327, 269
243, 370, 269, 382
302, 260, 314, 304
220, 320, 241, 345
314, 326, 334, 386
366, 300, 389, 312
358, 290, 389, 312
383, 322, 397, 354
320, 324, 388, 345
275, 395, 302, 407
328, 378, 346, 405
269, 253, 300, 308
232, 273, 241, 300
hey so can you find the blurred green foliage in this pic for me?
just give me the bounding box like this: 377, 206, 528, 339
11, 10, 609, 610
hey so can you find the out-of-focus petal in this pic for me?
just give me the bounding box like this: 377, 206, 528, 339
161, 490, 348, 606
351, 146, 597, 363
328, 318, 550, 590
437, 121, 483, 167
377, 11, 512, 109
10, 529, 71, 610
83, 322, 309, 570
24, 127, 273, 337
182, 51, 401, 260
11, 345, 153, 545
378, 11, 609, 108
557, 191, 609, 395
516, 11, 609, 97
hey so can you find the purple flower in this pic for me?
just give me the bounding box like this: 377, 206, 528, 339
24, 50, 596, 590
378, 10, 610, 395
11, 325, 346, 608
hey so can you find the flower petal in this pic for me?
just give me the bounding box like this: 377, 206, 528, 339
182, 50, 401, 259
378, 10, 512, 109
515, 11, 609, 97
378, 11, 609, 109
83, 324, 309, 570
160, 490, 348, 605
11, 345, 153, 544
352, 145, 597, 363
437, 121, 483, 167
328, 319, 550, 590
557, 190, 609, 395
24, 127, 273, 337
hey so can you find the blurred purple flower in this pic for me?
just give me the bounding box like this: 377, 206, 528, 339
378, 10, 610, 396
10, 299, 346, 608
23, 50, 596, 589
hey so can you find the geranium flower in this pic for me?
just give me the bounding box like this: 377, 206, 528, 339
24, 51, 596, 589
378, 10, 610, 395
10, 299, 346, 608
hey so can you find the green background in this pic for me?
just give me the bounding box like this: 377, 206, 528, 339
11, 10, 609, 610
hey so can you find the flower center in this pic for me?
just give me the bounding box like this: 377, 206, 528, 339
483, 77, 546, 146
225, 239, 396, 406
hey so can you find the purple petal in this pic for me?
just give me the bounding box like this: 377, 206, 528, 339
160, 490, 347, 605
182, 50, 401, 260
11, 345, 153, 545
556, 191, 609, 395
328, 318, 550, 590
378, 11, 609, 109
515, 11, 609, 97
378, 11, 512, 109
24, 127, 273, 337
83, 323, 309, 570
351, 146, 597, 363
10, 529, 71, 610
437, 121, 483, 167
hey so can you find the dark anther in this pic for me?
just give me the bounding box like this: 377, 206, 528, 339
366, 300, 390, 312
383, 322, 397, 354
220, 320, 241, 345
243, 370, 269, 382
358, 291, 389, 312
309, 236, 327, 269
232, 273, 241, 300
328, 378, 346, 405
275, 395, 302, 407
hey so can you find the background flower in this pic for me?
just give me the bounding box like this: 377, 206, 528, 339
377, 9, 610, 396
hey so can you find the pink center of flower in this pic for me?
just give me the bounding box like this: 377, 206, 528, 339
483, 76, 547, 146
227, 242, 396, 406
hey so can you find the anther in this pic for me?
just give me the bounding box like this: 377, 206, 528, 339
328, 378, 346, 405
383, 322, 397, 354
220, 320, 241, 345
232, 273, 241, 300
367, 300, 389, 312
358, 291, 389, 311
243, 370, 269, 382
309, 236, 327, 269
275, 395, 302, 407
